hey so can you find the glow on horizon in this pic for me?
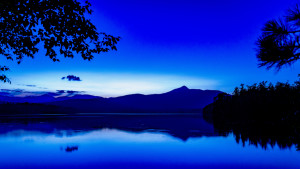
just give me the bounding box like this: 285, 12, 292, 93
1, 72, 220, 97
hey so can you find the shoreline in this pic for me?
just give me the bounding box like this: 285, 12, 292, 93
0, 112, 203, 118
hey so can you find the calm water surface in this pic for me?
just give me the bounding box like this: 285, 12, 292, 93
0, 115, 299, 169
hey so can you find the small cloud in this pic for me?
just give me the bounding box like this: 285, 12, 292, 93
61, 75, 82, 81
25, 85, 36, 87
55, 90, 85, 97
56, 90, 65, 94
67, 90, 77, 94
65, 90, 84, 96
17, 84, 47, 89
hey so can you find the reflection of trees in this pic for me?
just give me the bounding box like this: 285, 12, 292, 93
221, 127, 299, 150
203, 80, 300, 150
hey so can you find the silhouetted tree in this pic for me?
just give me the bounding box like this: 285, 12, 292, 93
0, 0, 120, 82
203, 79, 300, 150
256, 4, 300, 70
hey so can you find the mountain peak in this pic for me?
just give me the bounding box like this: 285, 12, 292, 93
178, 86, 189, 90
168, 86, 190, 93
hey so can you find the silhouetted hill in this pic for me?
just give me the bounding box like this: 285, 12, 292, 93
107, 86, 222, 111
0, 94, 55, 103
0, 94, 100, 103
46, 86, 222, 113
0, 102, 74, 114
0, 86, 222, 114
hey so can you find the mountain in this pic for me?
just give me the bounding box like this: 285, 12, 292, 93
0, 94, 99, 103
107, 86, 222, 111
0, 86, 223, 114
45, 86, 222, 113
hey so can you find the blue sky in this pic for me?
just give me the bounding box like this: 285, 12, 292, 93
1, 0, 300, 96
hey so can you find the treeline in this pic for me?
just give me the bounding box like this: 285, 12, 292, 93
0, 102, 73, 115
203, 80, 300, 150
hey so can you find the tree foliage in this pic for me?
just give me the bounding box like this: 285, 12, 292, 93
0, 0, 120, 82
256, 4, 300, 70
203, 80, 300, 150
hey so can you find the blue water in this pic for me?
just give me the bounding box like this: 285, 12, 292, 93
0, 115, 299, 169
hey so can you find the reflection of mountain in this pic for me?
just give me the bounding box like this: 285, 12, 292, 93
0, 115, 218, 141
0, 86, 222, 114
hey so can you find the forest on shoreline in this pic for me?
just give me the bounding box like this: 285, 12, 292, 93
203, 79, 300, 150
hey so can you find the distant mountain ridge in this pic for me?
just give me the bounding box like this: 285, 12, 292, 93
0, 93, 99, 103
0, 86, 223, 114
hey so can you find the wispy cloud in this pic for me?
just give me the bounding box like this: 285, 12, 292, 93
25, 85, 36, 87
17, 84, 48, 89
56, 90, 65, 94
0, 89, 48, 97
0, 89, 85, 97
55, 90, 84, 96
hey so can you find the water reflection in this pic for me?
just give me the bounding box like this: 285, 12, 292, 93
0, 129, 299, 169
207, 119, 300, 151
0, 115, 299, 169
0, 114, 299, 150
0, 115, 300, 169
0, 114, 217, 141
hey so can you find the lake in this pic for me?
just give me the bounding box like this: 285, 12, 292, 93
0, 114, 299, 169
